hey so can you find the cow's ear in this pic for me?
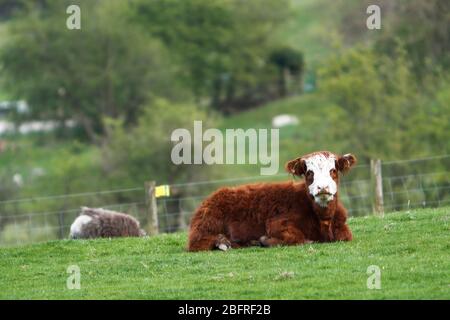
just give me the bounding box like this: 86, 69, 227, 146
285, 157, 306, 176
336, 154, 357, 173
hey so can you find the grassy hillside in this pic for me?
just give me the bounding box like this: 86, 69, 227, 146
278, 0, 338, 65
217, 93, 348, 177
1, 207, 449, 299
0, 92, 346, 192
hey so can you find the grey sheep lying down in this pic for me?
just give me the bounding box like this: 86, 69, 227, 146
70, 207, 147, 239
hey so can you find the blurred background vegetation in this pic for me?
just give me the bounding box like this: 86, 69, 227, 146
0, 0, 449, 243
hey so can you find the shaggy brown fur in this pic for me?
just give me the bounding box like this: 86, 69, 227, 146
187, 151, 356, 251
69, 207, 146, 239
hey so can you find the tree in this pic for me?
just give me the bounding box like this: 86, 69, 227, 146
333, 0, 450, 78
0, 0, 176, 141
377, 0, 450, 77
269, 47, 304, 97
318, 45, 425, 161
135, 0, 292, 113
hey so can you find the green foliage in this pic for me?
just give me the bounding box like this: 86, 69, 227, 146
408, 78, 450, 155
102, 99, 215, 186
332, 0, 450, 78
318, 45, 438, 161
0, 207, 449, 299
376, 0, 450, 77
135, 0, 292, 113
0, 0, 176, 140
269, 47, 304, 96
275, 0, 340, 66
269, 47, 304, 76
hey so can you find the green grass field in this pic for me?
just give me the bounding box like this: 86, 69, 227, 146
1, 207, 449, 299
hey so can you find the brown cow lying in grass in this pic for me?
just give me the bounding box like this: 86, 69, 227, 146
187, 151, 356, 251
69, 207, 146, 239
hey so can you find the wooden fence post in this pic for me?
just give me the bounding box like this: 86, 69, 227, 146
145, 181, 159, 235
371, 159, 384, 217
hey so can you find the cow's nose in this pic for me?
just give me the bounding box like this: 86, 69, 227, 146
317, 186, 330, 194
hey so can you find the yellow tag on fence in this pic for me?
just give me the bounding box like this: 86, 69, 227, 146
155, 185, 170, 198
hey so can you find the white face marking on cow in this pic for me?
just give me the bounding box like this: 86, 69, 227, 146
304, 154, 337, 207
69, 215, 92, 238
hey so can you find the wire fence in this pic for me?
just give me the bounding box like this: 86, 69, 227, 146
0, 154, 449, 246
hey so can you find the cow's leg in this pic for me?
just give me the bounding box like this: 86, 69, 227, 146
249, 239, 263, 246
226, 220, 266, 249
216, 234, 232, 251
259, 232, 311, 247
188, 233, 232, 252
332, 206, 353, 241
261, 219, 311, 247
332, 223, 353, 241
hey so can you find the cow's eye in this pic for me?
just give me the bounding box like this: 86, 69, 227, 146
330, 169, 337, 176
306, 170, 314, 178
